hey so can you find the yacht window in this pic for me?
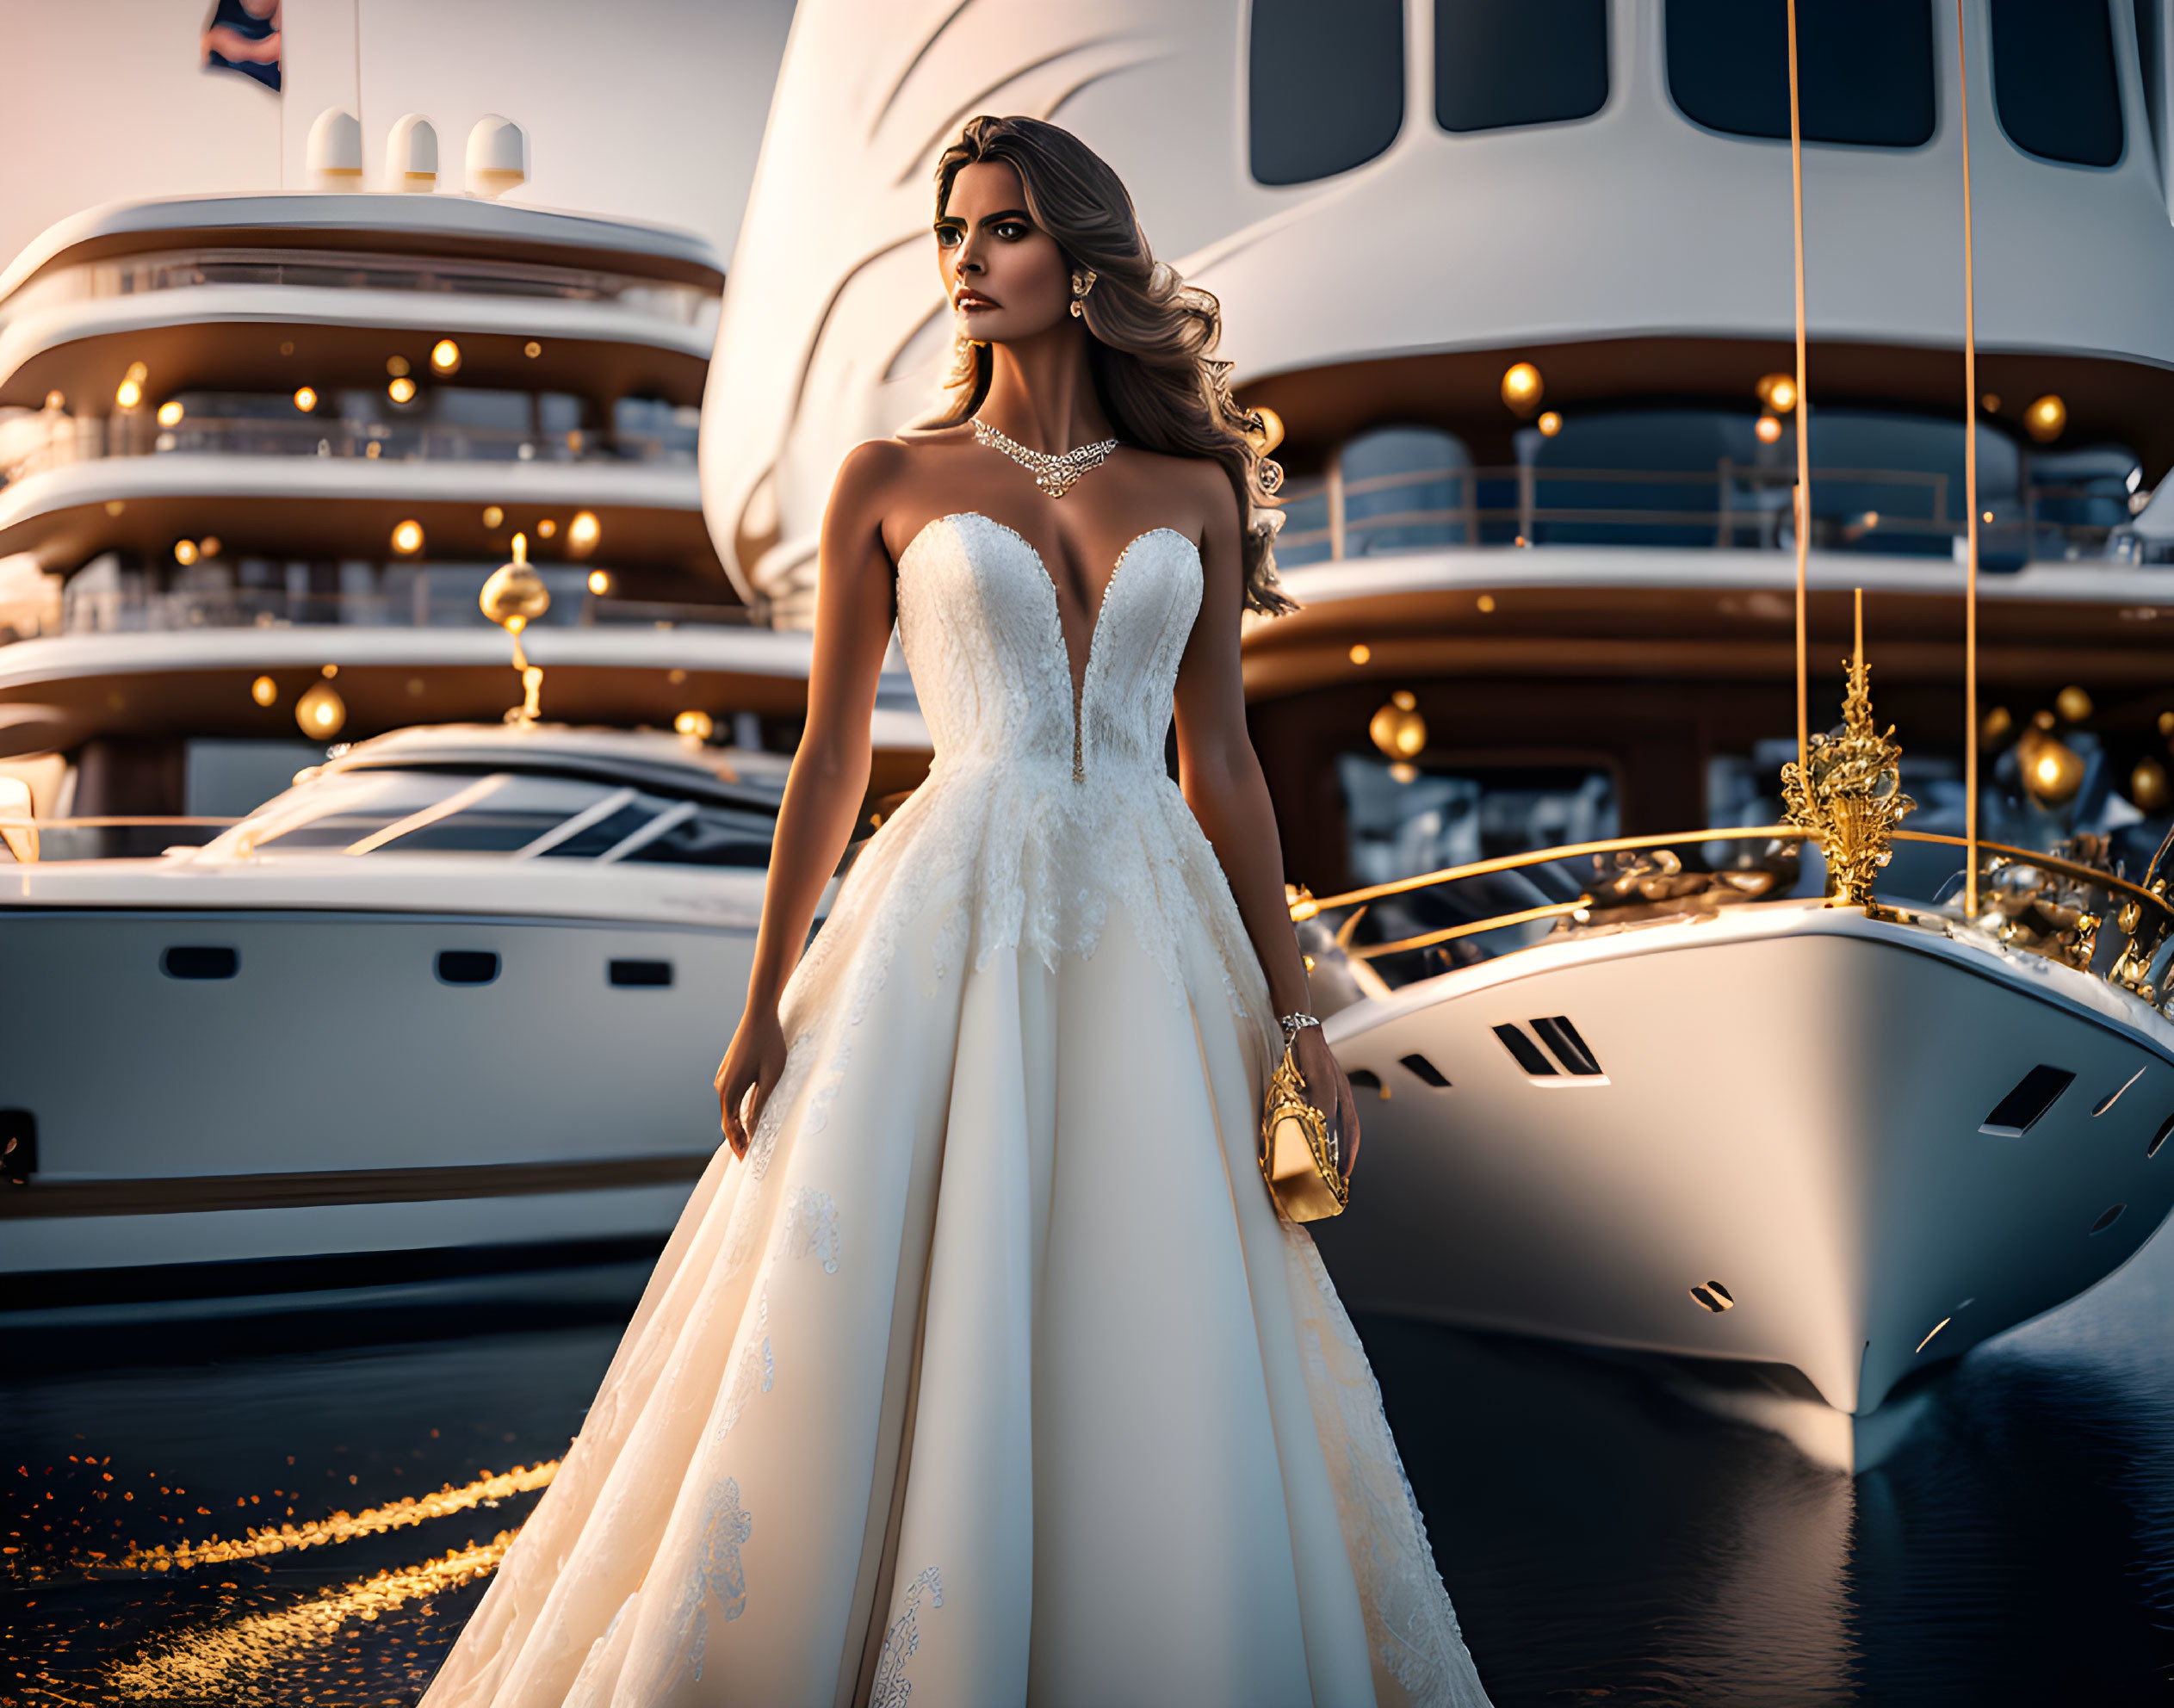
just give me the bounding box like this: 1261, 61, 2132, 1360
2026, 444, 2143, 543
1665, 0, 1936, 148
613, 397, 702, 462
2138, 0, 2164, 167
183, 739, 326, 817
220, 768, 777, 865
1525, 406, 2022, 557
1434, 0, 1607, 133
1341, 425, 1474, 555
424, 389, 535, 430
1991, 0, 2124, 166
1248, 0, 1405, 185
1335, 755, 1616, 983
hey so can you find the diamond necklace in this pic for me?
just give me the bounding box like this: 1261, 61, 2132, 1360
971, 418, 1119, 499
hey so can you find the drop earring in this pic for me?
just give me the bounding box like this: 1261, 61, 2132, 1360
1069, 268, 1097, 318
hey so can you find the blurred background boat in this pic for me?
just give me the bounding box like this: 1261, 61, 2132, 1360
0, 4, 935, 1318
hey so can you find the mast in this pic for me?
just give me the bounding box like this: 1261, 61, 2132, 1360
1955, 0, 1983, 917
1787, 0, 1812, 777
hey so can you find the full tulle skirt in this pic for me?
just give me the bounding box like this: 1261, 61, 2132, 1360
420, 871, 1489, 1707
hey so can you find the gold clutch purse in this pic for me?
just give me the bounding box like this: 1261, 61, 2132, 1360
1259, 1041, 1347, 1222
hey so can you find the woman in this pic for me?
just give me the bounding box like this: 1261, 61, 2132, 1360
424, 115, 1491, 1708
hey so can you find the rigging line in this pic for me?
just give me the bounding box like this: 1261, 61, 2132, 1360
1956, 0, 1983, 918
1787, 0, 1812, 779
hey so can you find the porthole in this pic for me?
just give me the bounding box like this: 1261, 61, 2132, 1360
1493, 1023, 1558, 1077
436, 950, 500, 986
161, 945, 238, 980
1529, 1015, 1603, 1076
1399, 1052, 1452, 1088
1979, 1064, 2074, 1136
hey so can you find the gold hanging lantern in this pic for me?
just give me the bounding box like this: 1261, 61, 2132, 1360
2131, 756, 2170, 814
2015, 713, 2087, 806
480, 533, 550, 726
1500, 362, 1543, 417
1369, 690, 1428, 764
2025, 394, 2067, 442
295, 680, 346, 740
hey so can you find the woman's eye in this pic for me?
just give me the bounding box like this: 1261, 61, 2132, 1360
992, 221, 1029, 241
935, 226, 961, 248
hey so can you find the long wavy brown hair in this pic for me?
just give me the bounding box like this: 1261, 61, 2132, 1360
930, 114, 1294, 616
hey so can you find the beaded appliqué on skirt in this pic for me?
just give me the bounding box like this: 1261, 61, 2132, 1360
867, 1566, 945, 1708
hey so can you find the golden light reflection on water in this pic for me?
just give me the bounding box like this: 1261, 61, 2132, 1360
103, 1532, 516, 1704
108, 1459, 558, 1573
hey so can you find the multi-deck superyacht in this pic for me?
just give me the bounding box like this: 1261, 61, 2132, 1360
0, 165, 928, 1312
707, 0, 2174, 1465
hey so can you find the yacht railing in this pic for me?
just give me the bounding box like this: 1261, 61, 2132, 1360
1276, 463, 2134, 565
57, 585, 752, 635
1290, 824, 2174, 1011
0, 416, 695, 486
5, 248, 716, 325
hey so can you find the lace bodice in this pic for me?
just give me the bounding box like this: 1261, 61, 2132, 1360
781, 510, 1268, 1032
895, 511, 1200, 783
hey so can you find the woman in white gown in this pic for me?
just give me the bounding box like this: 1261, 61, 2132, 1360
422, 115, 1492, 1708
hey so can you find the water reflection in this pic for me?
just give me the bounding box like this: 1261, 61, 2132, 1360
6, 1234, 2174, 1704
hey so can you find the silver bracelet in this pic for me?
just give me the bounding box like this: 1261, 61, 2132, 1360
1279, 1012, 1322, 1042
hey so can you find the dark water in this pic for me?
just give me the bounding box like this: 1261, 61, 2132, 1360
6, 1231, 2174, 1708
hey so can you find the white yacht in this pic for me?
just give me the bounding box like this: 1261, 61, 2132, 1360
0, 186, 931, 1310
705, 0, 2174, 1465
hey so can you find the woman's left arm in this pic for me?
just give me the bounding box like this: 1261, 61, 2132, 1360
1172, 477, 1360, 1173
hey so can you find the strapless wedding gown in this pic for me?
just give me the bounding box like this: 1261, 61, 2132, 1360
422, 511, 1491, 1708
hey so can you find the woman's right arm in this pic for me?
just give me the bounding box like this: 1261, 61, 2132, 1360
715, 442, 905, 1154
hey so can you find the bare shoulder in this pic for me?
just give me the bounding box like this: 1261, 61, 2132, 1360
832, 436, 913, 500
1120, 444, 1239, 530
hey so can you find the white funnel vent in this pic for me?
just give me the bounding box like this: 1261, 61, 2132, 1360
386, 114, 439, 191
307, 108, 362, 188
466, 115, 527, 198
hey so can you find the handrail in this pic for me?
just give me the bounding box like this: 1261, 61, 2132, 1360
1290, 818, 2174, 1015
1291, 823, 2174, 926
1350, 900, 1589, 962
1291, 826, 1807, 918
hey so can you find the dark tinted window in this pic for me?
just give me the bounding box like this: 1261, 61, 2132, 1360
1991, 0, 2123, 166
1666, 0, 1936, 147
1436, 0, 1607, 133
2140, 0, 2163, 162
1248, 0, 1404, 184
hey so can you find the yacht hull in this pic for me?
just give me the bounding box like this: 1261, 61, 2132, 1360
1311, 904, 2174, 1450
0, 904, 751, 1309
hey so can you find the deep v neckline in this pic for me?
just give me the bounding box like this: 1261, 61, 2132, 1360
901, 511, 1195, 778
